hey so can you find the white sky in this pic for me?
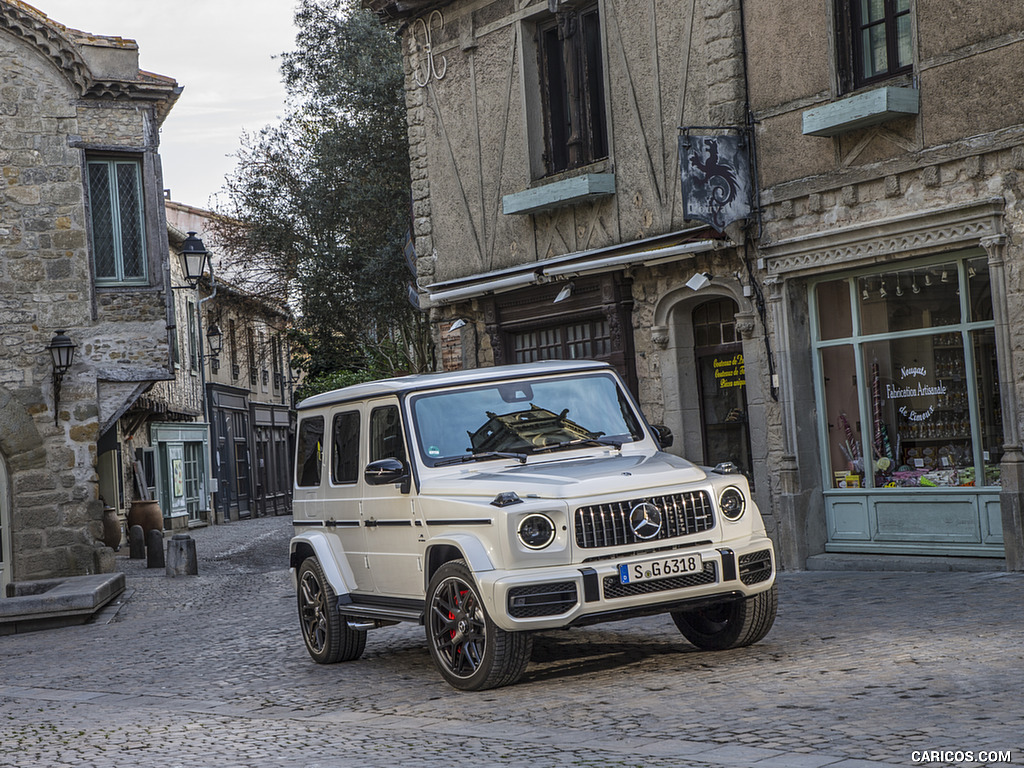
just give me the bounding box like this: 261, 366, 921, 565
35, 0, 299, 210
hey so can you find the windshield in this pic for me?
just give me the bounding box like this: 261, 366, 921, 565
410, 372, 645, 466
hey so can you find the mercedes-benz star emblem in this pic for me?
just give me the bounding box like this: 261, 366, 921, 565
629, 502, 663, 540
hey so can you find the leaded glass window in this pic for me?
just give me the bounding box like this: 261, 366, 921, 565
86, 158, 148, 285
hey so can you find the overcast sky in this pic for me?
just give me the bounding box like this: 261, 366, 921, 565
36, 0, 299, 210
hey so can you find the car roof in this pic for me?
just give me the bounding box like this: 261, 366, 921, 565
296, 360, 614, 412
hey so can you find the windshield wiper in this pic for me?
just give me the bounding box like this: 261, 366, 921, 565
529, 437, 624, 455
433, 451, 528, 467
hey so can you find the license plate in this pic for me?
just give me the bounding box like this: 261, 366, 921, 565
619, 553, 703, 584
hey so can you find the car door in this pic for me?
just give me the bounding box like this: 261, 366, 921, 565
326, 408, 373, 593
361, 399, 424, 597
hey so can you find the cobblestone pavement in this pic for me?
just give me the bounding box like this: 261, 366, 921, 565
1, 515, 1022, 768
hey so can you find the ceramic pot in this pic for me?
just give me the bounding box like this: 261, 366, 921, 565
127, 499, 163, 538
101, 506, 122, 550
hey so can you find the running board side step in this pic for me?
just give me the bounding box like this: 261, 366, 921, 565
336, 600, 424, 626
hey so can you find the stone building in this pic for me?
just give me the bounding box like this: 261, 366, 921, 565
1, 1, 179, 593
745, 0, 1024, 569
369, 0, 1024, 570
164, 201, 296, 523
367, 0, 781, 546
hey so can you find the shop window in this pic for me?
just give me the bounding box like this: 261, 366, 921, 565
296, 416, 324, 487
331, 411, 360, 484
536, 4, 608, 175
838, 0, 912, 91
512, 319, 611, 363
86, 157, 148, 285
814, 257, 1002, 490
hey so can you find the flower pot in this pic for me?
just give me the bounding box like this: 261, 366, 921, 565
128, 499, 163, 538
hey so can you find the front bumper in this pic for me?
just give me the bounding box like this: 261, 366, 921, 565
476, 535, 775, 632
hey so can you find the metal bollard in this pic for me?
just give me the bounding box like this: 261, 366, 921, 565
146, 529, 165, 569
165, 534, 198, 577
129, 525, 146, 559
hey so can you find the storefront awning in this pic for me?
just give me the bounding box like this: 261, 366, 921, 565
425, 227, 723, 305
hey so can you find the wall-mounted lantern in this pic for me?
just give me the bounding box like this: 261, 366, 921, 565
206, 322, 223, 359
47, 330, 76, 425
180, 231, 210, 287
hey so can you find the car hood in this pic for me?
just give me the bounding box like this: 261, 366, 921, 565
419, 451, 708, 500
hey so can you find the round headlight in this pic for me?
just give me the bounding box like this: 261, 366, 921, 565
518, 513, 556, 549
719, 487, 746, 521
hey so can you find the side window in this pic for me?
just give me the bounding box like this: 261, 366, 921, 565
295, 416, 325, 487
839, 0, 912, 91
331, 411, 360, 484
86, 157, 148, 285
370, 405, 406, 463
536, 4, 608, 176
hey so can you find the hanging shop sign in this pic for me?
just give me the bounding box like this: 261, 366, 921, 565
679, 132, 752, 232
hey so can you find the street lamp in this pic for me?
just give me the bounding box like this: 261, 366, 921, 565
206, 323, 223, 359
180, 231, 209, 287
47, 330, 76, 425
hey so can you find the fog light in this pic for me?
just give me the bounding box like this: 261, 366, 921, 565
719, 487, 746, 521
518, 514, 556, 549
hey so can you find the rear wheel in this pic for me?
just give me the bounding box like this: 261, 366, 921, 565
671, 584, 777, 650
297, 558, 366, 664
425, 560, 532, 691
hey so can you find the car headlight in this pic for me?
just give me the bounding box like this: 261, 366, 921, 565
719, 487, 746, 521
518, 513, 556, 549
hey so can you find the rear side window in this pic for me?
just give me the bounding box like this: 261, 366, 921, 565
370, 405, 406, 463
331, 411, 360, 484
296, 416, 325, 487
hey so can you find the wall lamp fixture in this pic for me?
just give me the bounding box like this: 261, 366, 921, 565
180, 231, 210, 287
47, 330, 76, 426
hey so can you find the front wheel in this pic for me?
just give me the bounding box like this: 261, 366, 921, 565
671, 584, 777, 651
297, 558, 366, 664
425, 560, 532, 691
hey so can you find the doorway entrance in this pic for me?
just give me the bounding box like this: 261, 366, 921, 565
693, 298, 753, 480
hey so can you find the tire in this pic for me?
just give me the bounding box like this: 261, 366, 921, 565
671, 583, 777, 651
297, 558, 366, 664
425, 560, 532, 691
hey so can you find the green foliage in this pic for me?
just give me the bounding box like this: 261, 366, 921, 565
294, 337, 419, 401
214, 0, 431, 378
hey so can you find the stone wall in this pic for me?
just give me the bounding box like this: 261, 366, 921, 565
1, 4, 177, 587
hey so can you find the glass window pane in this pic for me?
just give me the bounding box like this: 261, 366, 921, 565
896, 14, 912, 68
861, 0, 885, 22
115, 162, 146, 279
859, 264, 960, 335
864, 335, 972, 489
87, 162, 116, 279
816, 279, 853, 340
821, 344, 864, 488
331, 411, 360, 484
967, 257, 993, 322
971, 328, 1003, 486
296, 417, 324, 487
370, 405, 406, 463
863, 24, 888, 78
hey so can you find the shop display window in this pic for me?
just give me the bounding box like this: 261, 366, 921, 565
814, 256, 1002, 490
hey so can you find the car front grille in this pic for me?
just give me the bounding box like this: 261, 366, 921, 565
603, 561, 717, 599
507, 581, 578, 618
739, 549, 773, 585
574, 491, 715, 549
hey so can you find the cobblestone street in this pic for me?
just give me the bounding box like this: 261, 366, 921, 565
1, 515, 1021, 768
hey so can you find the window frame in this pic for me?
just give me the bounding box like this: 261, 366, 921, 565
838, 0, 913, 92
535, 2, 609, 177
85, 155, 149, 286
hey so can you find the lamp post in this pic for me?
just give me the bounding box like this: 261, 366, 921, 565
179, 232, 218, 521
47, 330, 76, 426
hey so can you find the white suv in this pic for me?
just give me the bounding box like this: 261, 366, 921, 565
290, 360, 776, 690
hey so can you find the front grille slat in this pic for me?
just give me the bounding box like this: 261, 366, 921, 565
508, 582, 578, 618
574, 491, 716, 549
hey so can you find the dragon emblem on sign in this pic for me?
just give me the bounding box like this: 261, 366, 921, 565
679, 133, 753, 233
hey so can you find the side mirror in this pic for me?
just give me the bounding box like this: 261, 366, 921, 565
364, 458, 409, 486
652, 424, 673, 449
